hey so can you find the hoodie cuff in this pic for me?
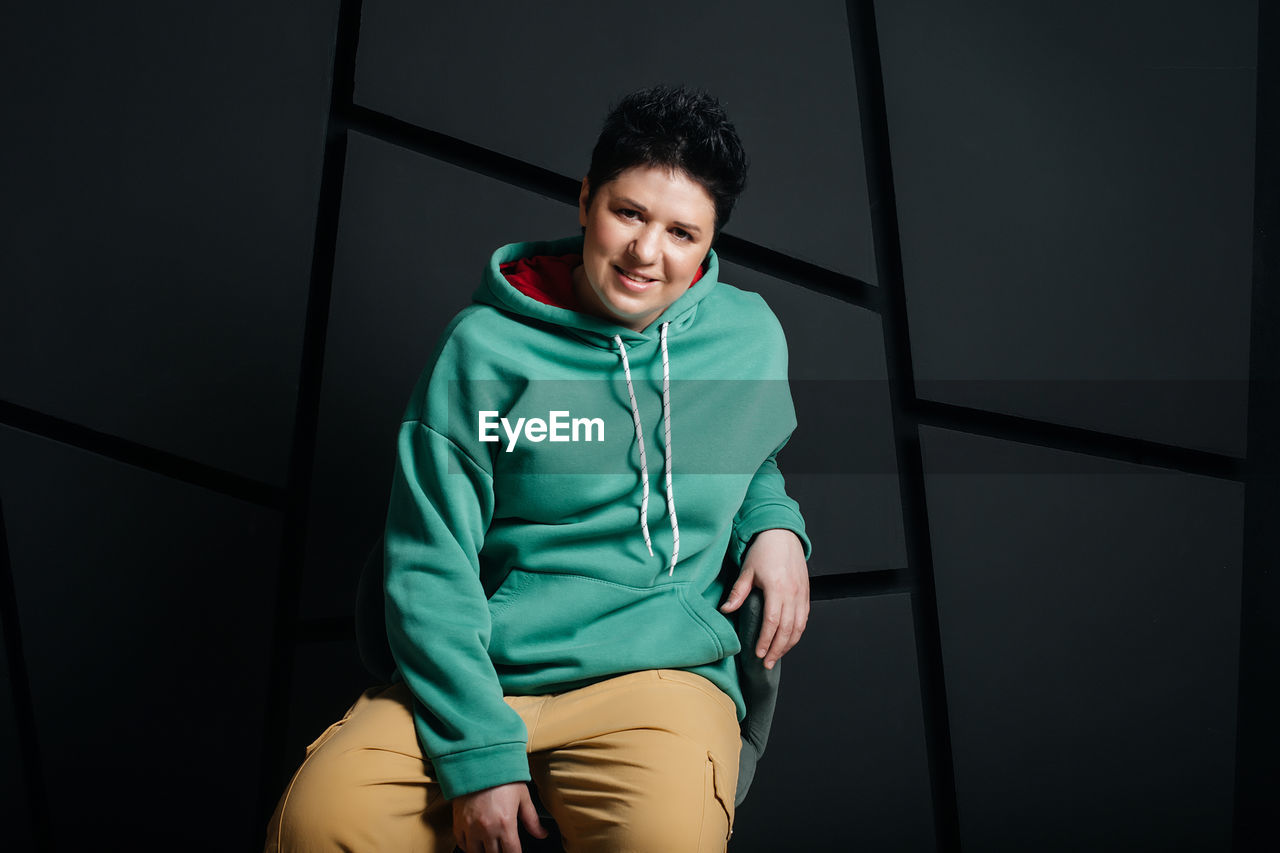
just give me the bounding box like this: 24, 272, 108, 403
431, 742, 532, 800
731, 504, 812, 566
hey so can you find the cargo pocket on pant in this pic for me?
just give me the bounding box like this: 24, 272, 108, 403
707, 750, 737, 841
304, 684, 383, 757
303, 713, 349, 758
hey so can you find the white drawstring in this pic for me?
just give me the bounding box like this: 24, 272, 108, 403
614, 324, 680, 574
659, 323, 679, 576
615, 334, 653, 557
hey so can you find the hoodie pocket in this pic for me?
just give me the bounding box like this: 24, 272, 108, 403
486, 569, 741, 689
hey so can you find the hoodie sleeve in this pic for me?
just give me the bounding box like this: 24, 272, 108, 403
383, 418, 531, 800
728, 436, 813, 566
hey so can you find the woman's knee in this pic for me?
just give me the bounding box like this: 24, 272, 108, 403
266, 726, 443, 851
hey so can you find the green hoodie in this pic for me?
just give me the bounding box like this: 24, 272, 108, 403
383, 234, 810, 800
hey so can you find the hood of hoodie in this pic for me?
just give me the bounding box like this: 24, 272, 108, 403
475, 234, 722, 347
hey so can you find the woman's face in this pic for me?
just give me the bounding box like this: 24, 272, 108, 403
573, 165, 717, 332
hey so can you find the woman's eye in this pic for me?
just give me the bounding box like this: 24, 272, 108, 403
672, 228, 691, 241
617, 208, 640, 220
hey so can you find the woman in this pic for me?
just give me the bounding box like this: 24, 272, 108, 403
266, 84, 811, 852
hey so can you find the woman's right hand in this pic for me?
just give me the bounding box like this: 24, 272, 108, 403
452, 781, 548, 852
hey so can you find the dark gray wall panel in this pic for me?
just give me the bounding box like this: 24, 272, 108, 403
731, 595, 934, 850
0, 2, 341, 484
303, 134, 887, 621
0, 625, 35, 852
878, 2, 1256, 456
0, 427, 282, 850
783, 470, 906, 573
355, 0, 875, 282
921, 426, 1242, 851
719, 262, 904, 574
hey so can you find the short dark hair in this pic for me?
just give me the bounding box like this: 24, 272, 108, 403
585, 85, 749, 236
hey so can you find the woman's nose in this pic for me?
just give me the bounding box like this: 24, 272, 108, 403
628, 227, 660, 264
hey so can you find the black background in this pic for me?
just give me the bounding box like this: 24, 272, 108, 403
1, 1, 1275, 850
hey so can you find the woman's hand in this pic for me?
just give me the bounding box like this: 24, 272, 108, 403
452, 781, 547, 853
720, 528, 810, 669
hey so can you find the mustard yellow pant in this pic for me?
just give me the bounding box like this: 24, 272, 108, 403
264, 669, 741, 852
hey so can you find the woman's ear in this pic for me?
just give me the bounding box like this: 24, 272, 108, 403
578, 177, 591, 227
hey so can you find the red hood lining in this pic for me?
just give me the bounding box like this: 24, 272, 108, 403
501, 253, 705, 311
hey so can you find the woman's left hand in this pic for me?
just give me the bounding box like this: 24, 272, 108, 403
720, 528, 809, 669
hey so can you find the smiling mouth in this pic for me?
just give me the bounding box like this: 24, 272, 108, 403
614, 265, 657, 284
